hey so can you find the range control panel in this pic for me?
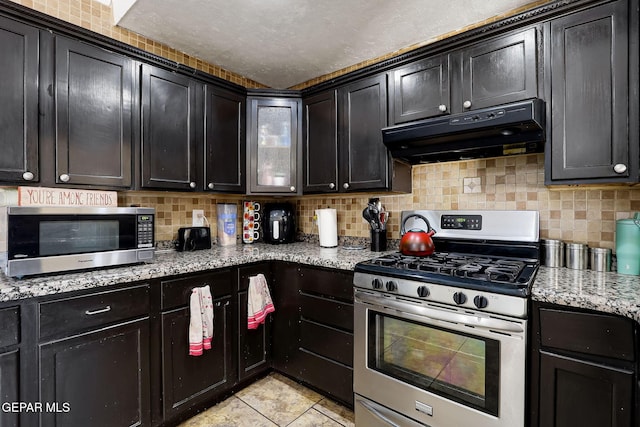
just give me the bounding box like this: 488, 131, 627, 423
441, 214, 482, 230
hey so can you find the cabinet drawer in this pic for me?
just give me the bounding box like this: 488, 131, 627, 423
298, 266, 353, 301
162, 269, 233, 310
39, 285, 149, 341
300, 293, 353, 331
300, 319, 352, 366
0, 307, 19, 348
297, 349, 354, 407
539, 308, 635, 361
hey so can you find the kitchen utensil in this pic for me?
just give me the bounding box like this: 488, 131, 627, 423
616, 213, 640, 275
565, 242, 588, 270
590, 247, 611, 272
362, 207, 378, 230
399, 214, 436, 256
541, 239, 565, 267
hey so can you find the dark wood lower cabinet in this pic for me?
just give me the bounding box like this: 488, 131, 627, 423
237, 263, 273, 381
0, 310, 19, 427
161, 296, 233, 421
38, 318, 150, 427
531, 301, 638, 427
539, 351, 633, 427
272, 262, 354, 407
0, 350, 19, 427
158, 270, 235, 424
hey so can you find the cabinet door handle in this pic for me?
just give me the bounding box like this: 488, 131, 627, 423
22, 171, 34, 181
290, 186, 296, 192
85, 306, 112, 316
208, 183, 214, 189
613, 163, 628, 174
343, 183, 350, 189
438, 104, 447, 112
59, 174, 70, 182
189, 182, 196, 189
463, 100, 472, 109
328, 182, 335, 189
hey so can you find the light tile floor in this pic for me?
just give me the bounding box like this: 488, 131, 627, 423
179, 373, 355, 427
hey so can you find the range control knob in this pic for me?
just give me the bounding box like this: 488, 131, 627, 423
453, 292, 467, 305
474, 295, 489, 309
417, 286, 430, 298
372, 278, 383, 289
386, 281, 398, 292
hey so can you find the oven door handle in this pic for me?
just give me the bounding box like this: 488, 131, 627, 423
355, 292, 524, 333
358, 397, 426, 427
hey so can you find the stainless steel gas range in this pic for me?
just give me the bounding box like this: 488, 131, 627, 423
353, 209, 539, 427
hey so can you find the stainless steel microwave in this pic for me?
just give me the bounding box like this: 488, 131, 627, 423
0, 206, 155, 277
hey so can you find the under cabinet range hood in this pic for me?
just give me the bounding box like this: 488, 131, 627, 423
382, 98, 546, 164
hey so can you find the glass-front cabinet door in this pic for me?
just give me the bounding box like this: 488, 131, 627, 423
247, 96, 301, 194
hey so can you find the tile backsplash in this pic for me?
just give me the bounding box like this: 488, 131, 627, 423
114, 153, 640, 251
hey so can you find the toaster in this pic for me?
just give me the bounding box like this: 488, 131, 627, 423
175, 227, 212, 251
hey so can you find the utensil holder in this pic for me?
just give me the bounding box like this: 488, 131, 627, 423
370, 229, 387, 252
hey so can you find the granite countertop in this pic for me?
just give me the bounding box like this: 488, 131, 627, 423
2, 242, 640, 323
0, 242, 392, 302
532, 266, 640, 323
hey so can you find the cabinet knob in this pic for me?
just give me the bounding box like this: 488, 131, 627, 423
59, 174, 70, 182
208, 183, 214, 189
290, 186, 296, 192
343, 183, 350, 189
463, 100, 472, 109
189, 182, 196, 189
613, 163, 628, 174
438, 104, 447, 112
22, 171, 34, 181
328, 182, 335, 189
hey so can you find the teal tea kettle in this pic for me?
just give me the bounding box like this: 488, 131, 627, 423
616, 213, 640, 275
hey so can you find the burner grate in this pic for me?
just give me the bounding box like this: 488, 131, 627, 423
362, 252, 531, 285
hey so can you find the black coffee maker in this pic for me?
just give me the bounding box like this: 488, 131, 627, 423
262, 203, 296, 244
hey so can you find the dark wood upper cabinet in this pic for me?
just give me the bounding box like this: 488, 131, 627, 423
54, 36, 134, 188
302, 90, 339, 193
388, 54, 450, 124
338, 74, 389, 191
204, 85, 246, 193
141, 64, 200, 190
247, 97, 301, 195
457, 27, 538, 111
0, 16, 39, 184
545, 0, 638, 184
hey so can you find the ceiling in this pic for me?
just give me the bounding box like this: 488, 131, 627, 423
113, 0, 539, 89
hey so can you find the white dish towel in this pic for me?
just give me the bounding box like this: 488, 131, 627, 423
247, 273, 275, 330
188, 285, 214, 356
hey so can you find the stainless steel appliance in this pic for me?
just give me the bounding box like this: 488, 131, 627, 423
263, 202, 296, 244
382, 99, 545, 164
0, 206, 155, 277
354, 209, 539, 427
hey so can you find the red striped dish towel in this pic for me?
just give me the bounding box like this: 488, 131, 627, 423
188, 285, 214, 356
247, 274, 275, 330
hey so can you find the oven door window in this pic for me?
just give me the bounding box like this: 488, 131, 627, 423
368, 311, 500, 416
